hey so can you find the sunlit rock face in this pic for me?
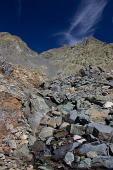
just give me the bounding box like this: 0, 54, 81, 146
40, 37, 113, 76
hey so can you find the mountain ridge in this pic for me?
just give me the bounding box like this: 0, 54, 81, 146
0, 32, 113, 77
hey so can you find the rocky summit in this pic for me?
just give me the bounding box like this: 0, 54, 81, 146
1, 33, 113, 170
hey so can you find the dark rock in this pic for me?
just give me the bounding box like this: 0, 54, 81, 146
52, 144, 72, 161
75, 112, 89, 125
52, 142, 80, 161
31, 140, 46, 153
54, 129, 68, 138
85, 134, 98, 143
85, 97, 104, 107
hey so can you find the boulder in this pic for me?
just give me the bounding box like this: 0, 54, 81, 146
79, 143, 108, 156
70, 124, 85, 136
28, 94, 50, 134
39, 127, 54, 141
86, 123, 113, 142
92, 156, 113, 169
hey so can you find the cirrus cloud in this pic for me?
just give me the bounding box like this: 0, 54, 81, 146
64, 0, 108, 45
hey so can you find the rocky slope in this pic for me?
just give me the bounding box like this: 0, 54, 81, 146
0, 32, 60, 77
40, 37, 113, 75
1, 33, 113, 169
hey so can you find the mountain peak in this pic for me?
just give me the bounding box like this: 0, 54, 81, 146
83, 36, 105, 45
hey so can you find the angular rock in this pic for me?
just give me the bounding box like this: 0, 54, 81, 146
92, 156, 113, 169
64, 152, 74, 166
86, 123, 113, 142
57, 102, 74, 114
50, 92, 66, 104
41, 115, 62, 128
31, 140, 45, 153
28, 94, 50, 134
38, 166, 54, 170
70, 124, 85, 136
79, 143, 108, 156
39, 127, 54, 141
109, 144, 113, 156
104, 101, 113, 109
52, 144, 73, 161
76, 112, 89, 125
68, 110, 78, 123
78, 158, 91, 169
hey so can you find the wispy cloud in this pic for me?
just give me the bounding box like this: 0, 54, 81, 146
64, 0, 108, 45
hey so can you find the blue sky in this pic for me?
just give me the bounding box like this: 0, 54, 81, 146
0, 0, 113, 52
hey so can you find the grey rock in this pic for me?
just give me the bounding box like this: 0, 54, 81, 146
86, 123, 113, 142
69, 110, 78, 123
7, 140, 17, 149
109, 144, 113, 156
79, 143, 108, 156
76, 112, 90, 125
92, 156, 113, 169
41, 115, 62, 128
64, 152, 74, 165
46, 137, 54, 145
78, 158, 91, 169
0, 153, 4, 158
0, 166, 7, 170
28, 94, 50, 134
39, 127, 54, 141
16, 144, 31, 160
53, 144, 73, 161
70, 142, 81, 151
28, 135, 36, 146
58, 102, 74, 114
50, 92, 66, 104
38, 166, 54, 170
70, 124, 85, 135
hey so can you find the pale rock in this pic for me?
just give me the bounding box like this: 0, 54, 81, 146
87, 151, 98, 158
39, 127, 54, 141
64, 152, 74, 165
60, 122, 70, 129
104, 101, 113, 108
20, 134, 28, 140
